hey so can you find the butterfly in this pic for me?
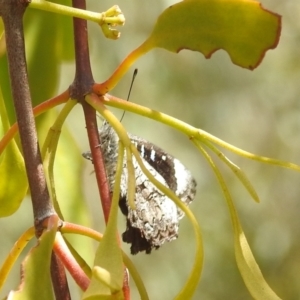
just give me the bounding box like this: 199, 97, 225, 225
83, 121, 197, 254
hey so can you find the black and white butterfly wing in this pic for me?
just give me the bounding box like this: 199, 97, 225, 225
83, 121, 197, 254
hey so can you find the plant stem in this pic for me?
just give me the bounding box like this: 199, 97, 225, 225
0, 0, 55, 231
29, 0, 103, 23
51, 252, 71, 300
82, 101, 112, 223
70, 0, 130, 296
70, 0, 113, 222
0, 1, 68, 297
70, 0, 94, 99
54, 233, 90, 291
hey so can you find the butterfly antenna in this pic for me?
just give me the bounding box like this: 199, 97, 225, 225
120, 68, 138, 122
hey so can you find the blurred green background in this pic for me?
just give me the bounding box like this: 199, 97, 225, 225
1, 0, 300, 299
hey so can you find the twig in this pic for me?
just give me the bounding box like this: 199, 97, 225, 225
0, 0, 55, 232
51, 252, 71, 300
69, 0, 94, 99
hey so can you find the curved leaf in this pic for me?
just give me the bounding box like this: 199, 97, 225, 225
7, 217, 58, 300
147, 0, 281, 69
195, 141, 281, 299
82, 142, 124, 299
234, 221, 281, 300
0, 227, 35, 290
0, 143, 27, 217
0, 88, 27, 217
203, 140, 260, 203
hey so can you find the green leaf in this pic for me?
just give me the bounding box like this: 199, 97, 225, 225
39, 105, 93, 260
194, 141, 281, 299
203, 140, 260, 203
234, 222, 282, 300
0, 140, 28, 217
146, 0, 281, 70
43, 110, 91, 226
0, 88, 27, 217
8, 218, 58, 300
82, 220, 124, 298
82, 142, 125, 299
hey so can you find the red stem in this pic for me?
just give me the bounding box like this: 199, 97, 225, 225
0, 89, 69, 155
70, 0, 94, 99
51, 252, 71, 300
54, 233, 90, 291
82, 100, 112, 223
68, 0, 131, 296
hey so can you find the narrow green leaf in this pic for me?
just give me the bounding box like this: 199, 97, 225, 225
8, 219, 58, 300
234, 222, 282, 300
147, 0, 281, 69
82, 142, 125, 299
0, 143, 28, 217
40, 107, 93, 259
131, 145, 203, 299
0, 88, 27, 217
0, 227, 35, 290
195, 141, 281, 299
204, 140, 260, 202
